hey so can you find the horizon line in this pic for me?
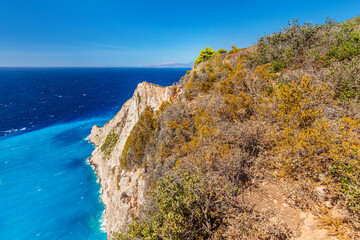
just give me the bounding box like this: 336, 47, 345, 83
0, 66, 192, 68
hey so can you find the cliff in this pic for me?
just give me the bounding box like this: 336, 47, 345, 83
89, 17, 360, 240
89, 82, 177, 239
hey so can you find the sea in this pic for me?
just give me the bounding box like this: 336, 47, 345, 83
0, 67, 188, 240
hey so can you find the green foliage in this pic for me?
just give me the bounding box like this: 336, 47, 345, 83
117, 171, 220, 240
326, 19, 360, 61
116, 16, 360, 238
247, 17, 360, 73
246, 18, 359, 70
100, 131, 119, 157
194, 47, 216, 65
270, 60, 287, 72
217, 48, 227, 54
248, 19, 322, 67
118, 168, 292, 240
327, 38, 360, 61
120, 106, 158, 169
327, 57, 360, 101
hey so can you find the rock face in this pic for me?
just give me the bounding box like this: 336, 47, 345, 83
89, 82, 176, 239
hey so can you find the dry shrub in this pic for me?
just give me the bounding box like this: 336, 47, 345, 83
257, 76, 360, 220
117, 17, 360, 239
316, 207, 358, 239
118, 170, 292, 240
218, 92, 252, 121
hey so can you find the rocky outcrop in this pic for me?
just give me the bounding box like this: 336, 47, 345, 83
89, 82, 177, 239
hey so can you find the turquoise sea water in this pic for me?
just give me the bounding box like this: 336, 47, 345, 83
0, 68, 188, 239
0, 118, 108, 240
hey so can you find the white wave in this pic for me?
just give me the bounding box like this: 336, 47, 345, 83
85, 157, 104, 196
85, 157, 92, 166
4, 128, 18, 133
88, 156, 106, 231
85, 157, 101, 186
83, 135, 90, 142
1, 127, 26, 135
99, 211, 106, 233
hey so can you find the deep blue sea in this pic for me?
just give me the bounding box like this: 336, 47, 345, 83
0, 67, 188, 240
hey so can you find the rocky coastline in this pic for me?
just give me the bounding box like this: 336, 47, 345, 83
88, 82, 177, 239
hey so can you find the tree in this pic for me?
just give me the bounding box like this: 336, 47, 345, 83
194, 47, 215, 65
217, 48, 228, 54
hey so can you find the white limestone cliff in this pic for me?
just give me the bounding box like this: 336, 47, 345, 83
89, 82, 177, 239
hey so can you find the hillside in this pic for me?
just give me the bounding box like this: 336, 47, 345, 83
91, 16, 360, 239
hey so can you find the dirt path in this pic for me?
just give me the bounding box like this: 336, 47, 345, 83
243, 180, 335, 240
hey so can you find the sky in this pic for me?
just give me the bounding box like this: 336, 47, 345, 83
0, 0, 360, 67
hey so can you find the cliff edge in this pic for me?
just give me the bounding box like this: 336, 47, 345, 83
89, 82, 176, 239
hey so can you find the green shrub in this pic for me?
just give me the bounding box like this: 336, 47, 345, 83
247, 19, 337, 68
100, 131, 119, 157
117, 171, 221, 240
194, 47, 216, 65
116, 16, 360, 238
327, 39, 360, 61
217, 48, 227, 54
329, 117, 360, 215
270, 60, 287, 72
326, 19, 360, 61
327, 57, 360, 101
248, 20, 317, 65
120, 106, 158, 169
118, 169, 292, 240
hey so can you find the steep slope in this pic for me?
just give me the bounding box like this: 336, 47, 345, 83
89, 82, 177, 238
90, 16, 360, 240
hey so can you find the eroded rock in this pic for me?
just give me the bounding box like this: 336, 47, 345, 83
89, 82, 177, 239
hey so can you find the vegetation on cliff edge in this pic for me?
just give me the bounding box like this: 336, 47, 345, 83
117, 16, 360, 239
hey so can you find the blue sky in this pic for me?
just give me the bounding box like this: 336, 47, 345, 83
0, 0, 360, 67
